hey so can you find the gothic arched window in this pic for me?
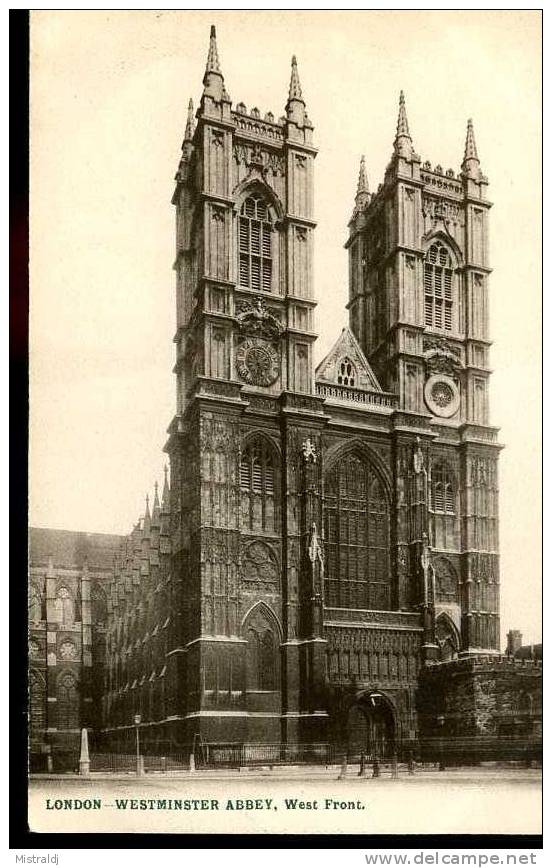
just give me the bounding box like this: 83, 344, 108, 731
54, 587, 75, 626
240, 438, 278, 532
323, 453, 391, 610
238, 195, 273, 292
431, 462, 456, 514
246, 627, 277, 690
424, 241, 455, 331
243, 605, 280, 693
337, 357, 357, 387
57, 671, 79, 729
435, 615, 460, 662
91, 585, 108, 627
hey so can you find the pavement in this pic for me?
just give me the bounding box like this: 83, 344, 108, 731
30, 764, 542, 783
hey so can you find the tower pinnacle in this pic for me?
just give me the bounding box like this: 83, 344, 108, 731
184, 98, 194, 142
202, 25, 225, 101
288, 55, 303, 102
205, 25, 221, 76
461, 118, 481, 179
143, 493, 151, 536
394, 90, 413, 159
162, 464, 170, 510
286, 55, 306, 125
356, 155, 369, 197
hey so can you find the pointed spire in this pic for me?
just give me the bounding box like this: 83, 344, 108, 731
288, 55, 303, 102
394, 90, 413, 159
151, 480, 161, 527
184, 98, 194, 142
286, 55, 306, 126
202, 25, 225, 101
464, 118, 479, 161
396, 90, 410, 138
461, 118, 481, 179
351, 155, 370, 220
143, 493, 151, 532
205, 24, 221, 75
143, 492, 151, 538
162, 464, 170, 510
356, 155, 369, 197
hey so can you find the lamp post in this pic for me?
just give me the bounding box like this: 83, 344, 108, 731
437, 714, 446, 771
134, 713, 142, 776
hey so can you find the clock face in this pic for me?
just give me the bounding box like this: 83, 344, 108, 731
236, 338, 279, 386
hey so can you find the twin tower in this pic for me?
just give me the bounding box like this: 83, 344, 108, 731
162, 26, 500, 747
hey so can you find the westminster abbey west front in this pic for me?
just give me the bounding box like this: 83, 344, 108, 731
150, 24, 502, 754
29, 27, 543, 769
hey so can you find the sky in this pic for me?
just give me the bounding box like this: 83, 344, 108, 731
29, 10, 542, 644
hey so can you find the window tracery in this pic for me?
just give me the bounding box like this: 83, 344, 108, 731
239, 438, 278, 532
337, 357, 357, 387
238, 196, 273, 292
323, 453, 391, 609
431, 462, 456, 514
424, 241, 455, 331
244, 608, 278, 691
57, 671, 79, 729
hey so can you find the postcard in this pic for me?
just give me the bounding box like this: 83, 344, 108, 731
27, 10, 542, 838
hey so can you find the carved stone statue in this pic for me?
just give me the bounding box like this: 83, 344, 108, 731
302, 437, 317, 464
236, 297, 283, 341
308, 522, 324, 574
413, 436, 424, 474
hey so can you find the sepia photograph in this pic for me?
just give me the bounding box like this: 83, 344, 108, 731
25, 9, 542, 839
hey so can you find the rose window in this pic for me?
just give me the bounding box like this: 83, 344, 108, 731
431, 381, 454, 408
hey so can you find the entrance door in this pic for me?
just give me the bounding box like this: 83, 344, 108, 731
347, 704, 369, 758
347, 698, 396, 759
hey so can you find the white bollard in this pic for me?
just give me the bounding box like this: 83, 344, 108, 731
79, 727, 90, 777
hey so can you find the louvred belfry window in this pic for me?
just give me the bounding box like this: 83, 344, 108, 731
424, 241, 455, 331
238, 196, 272, 292
431, 461, 456, 514
323, 454, 391, 610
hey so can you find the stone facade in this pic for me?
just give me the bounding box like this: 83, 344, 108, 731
417, 656, 542, 762
28, 528, 122, 769
29, 27, 541, 764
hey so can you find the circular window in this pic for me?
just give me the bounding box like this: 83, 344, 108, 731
431, 381, 454, 408
424, 374, 460, 418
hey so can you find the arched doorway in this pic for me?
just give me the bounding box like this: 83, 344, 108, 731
435, 613, 460, 662
347, 693, 396, 759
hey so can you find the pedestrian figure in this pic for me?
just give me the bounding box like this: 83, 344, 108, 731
372, 755, 380, 778
358, 752, 367, 777
338, 753, 348, 780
